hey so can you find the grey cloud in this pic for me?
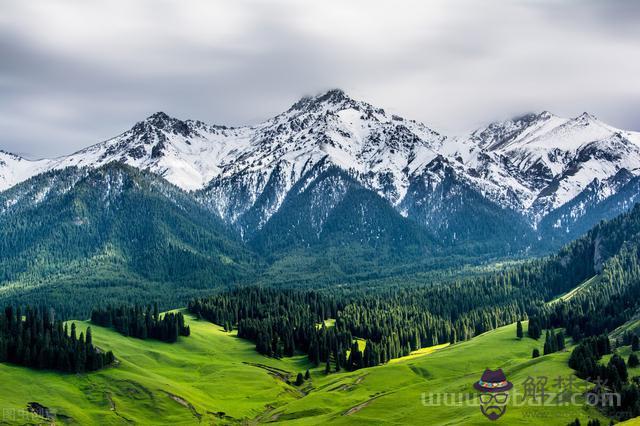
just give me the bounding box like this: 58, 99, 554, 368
0, 0, 639, 158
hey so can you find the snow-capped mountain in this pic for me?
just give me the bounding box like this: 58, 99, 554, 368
198, 89, 445, 236
460, 111, 640, 222
2, 89, 640, 252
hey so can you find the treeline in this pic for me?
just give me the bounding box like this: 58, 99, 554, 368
91, 304, 190, 343
0, 306, 114, 372
188, 285, 527, 371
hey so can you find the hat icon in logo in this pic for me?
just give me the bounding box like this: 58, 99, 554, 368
474, 369, 512, 421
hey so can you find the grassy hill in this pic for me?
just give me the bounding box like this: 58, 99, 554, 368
0, 313, 608, 425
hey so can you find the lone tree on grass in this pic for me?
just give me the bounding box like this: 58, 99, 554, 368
516, 320, 523, 339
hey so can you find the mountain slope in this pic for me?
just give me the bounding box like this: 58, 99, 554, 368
537, 170, 640, 245
399, 156, 536, 253
250, 163, 431, 256
0, 163, 257, 317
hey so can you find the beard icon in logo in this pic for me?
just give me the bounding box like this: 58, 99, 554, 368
473, 369, 513, 421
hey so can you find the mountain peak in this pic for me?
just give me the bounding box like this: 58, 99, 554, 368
510, 110, 555, 124
144, 111, 180, 126
133, 111, 192, 138
538, 110, 555, 120
574, 112, 599, 122
147, 111, 172, 120
314, 88, 350, 103
288, 88, 358, 112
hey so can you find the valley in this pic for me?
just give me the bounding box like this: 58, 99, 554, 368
0, 314, 608, 425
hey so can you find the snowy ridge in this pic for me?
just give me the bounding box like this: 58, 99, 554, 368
0, 150, 52, 192
2, 89, 640, 240
460, 111, 640, 221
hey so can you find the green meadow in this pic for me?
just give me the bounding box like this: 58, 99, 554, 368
0, 314, 609, 425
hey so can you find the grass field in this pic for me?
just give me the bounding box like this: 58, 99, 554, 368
0, 315, 611, 425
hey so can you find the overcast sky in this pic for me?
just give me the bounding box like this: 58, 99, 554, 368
1, 0, 639, 158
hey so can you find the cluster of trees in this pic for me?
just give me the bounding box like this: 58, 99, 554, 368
527, 318, 542, 339
91, 304, 190, 343
543, 329, 565, 355
568, 335, 613, 380
568, 334, 640, 420
524, 324, 564, 357
189, 288, 360, 371
0, 306, 114, 372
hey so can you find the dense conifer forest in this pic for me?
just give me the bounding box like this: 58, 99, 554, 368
0, 306, 114, 372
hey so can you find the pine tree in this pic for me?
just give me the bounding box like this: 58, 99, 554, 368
633, 335, 640, 352
528, 319, 541, 340
295, 372, 304, 386
556, 330, 565, 351
628, 353, 639, 368
516, 320, 523, 339
543, 330, 552, 355
305, 369, 311, 380
543, 329, 559, 355
70, 323, 77, 341
532, 348, 540, 358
